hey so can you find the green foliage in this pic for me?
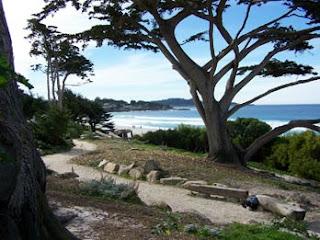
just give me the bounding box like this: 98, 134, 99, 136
32, 106, 71, 149
66, 121, 84, 139
184, 224, 219, 239
227, 118, 272, 149
266, 131, 320, 181
79, 177, 140, 203
0, 55, 33, 89
227, 118, 274, 161
21, 93, 48, 119
152, 212, 181, 236
63, 90, 114, 132
219, 223, 303, 240
137, 124, 208, 153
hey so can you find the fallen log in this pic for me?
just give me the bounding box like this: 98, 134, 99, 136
184, 184, 248, 202
256, 195, 306, 220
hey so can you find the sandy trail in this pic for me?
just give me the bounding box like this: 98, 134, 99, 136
43, 139, 275, 225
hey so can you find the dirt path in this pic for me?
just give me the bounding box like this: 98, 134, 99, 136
43, 139, 274, 225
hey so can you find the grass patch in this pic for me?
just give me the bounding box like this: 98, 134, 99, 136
219, 223, 303, 240
72, 138, 310, 191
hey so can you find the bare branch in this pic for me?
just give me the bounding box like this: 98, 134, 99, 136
235, 3, 252, 39
228, 76, 320, 118
208, 0, 217, 78
244, 119, 320, 163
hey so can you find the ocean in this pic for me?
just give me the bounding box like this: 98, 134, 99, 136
112, 104, 320, 130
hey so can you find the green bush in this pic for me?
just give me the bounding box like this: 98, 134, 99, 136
32, 107, 71, 150
227, 118, 272, 149
137, 124, 208, 153
79, 177, 140, 203
267, 131, 320, 181
66, 121, 84, 139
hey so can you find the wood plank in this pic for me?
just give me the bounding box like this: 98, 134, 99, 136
184, 184, 248, 201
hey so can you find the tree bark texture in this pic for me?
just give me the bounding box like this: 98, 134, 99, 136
0, 2, 76, 239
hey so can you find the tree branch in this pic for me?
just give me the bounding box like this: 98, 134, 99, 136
228, 76, 320, 118
244, 119, 320, 163
235, 3, 252, 39
190, 82, 206, 124
221, 32, 320, 109
202, 9, 295, 71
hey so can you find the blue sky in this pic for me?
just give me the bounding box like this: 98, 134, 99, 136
3, 0, 320, 104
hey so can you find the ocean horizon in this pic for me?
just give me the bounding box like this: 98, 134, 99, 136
112, 104, 320, 130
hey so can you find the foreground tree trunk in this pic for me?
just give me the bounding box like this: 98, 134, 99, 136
0, 2, 76, 239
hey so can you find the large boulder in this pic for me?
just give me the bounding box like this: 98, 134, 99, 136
118, 162, 136, 176
147, 170, 162, 183
144, 159, 161, 174
104, 162, 119, 174
160, 177, 187, 186
129, 167, 144, 180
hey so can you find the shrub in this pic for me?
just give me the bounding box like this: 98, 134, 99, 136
266, 131, 320, 181
66, 121, 84, 139
32, 107, 71, 150
79, 177, 141, 203
137, 125, 208, 153
227, 118, 274, 161
227, 118, 272, 149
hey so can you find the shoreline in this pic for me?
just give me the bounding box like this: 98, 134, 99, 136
115, 125, 161, 136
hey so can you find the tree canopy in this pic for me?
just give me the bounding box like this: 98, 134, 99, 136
35, 0, 320, 164
26, 19, 94, 108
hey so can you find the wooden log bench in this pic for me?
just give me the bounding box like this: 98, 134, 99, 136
183, 184, 249, 202
256, 195, 306, 220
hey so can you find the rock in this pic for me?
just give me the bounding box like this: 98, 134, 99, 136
104, 162, 119, 174
182, 180, 208, 187
98, 159, 108, 168
144, 159, 161, 174
183, 184, 248, 202
147, 170, 162, 183
129, 167, 144, 180
256, 194, 306, 220
118, 162, 136, 176
160, 177, 187, 185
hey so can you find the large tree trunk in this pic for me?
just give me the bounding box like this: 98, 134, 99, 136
204, 100, 240, 165
190, 84, 241, 165
0, 2, 76, 239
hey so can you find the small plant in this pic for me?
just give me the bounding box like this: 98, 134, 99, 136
152, 212, 181, 236
79, 177, 141, 203
184, 224, 219, 239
